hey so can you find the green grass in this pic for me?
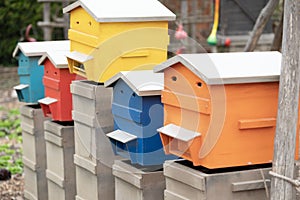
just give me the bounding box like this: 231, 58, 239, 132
0, 106, 23, 174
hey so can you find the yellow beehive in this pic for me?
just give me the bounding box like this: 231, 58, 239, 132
63, 0, 175, 83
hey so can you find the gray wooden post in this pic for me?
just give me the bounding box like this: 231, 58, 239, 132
43, 2, 52, 41
181, 0, 188, 30
270, 0, 299, 199
191, 0, 198, 53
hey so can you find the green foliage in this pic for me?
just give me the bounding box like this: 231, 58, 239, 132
0, 0, 43, 66
0, 107, 23, 174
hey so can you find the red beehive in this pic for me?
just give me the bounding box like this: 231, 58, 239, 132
38, 50, 83, 121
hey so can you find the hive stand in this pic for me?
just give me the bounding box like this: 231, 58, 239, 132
105, 70, 177, 166
71, 80, 121, 200
113, 160, 165, 200
163, 160, 274, 200
44, 120, 76, 200
21, 105, 49, 200
12, 40, 69, 103
63, 0, 175, 83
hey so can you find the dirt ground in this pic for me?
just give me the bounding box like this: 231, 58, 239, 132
0, 67, 24, 199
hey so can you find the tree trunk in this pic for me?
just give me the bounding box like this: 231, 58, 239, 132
244, 0, 279, 52
270, 0, 299, 199
270, 9, 283, 51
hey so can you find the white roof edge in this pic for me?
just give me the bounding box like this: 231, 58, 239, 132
153, 56, 210, 83
104, 71, 163, 96
97, 16, 176, 22
63, 0, 176, 22
38, 54, 47, 65
12, 46, 20, 58
104, 71, 127, 88
154, 52, 281, 85
63, 1, 80, 13
38, 52, 69, 69
12, 40, 70, 58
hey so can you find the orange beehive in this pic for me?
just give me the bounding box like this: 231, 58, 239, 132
154, 52, 299, 169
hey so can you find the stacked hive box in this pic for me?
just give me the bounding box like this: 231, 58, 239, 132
113, 160, 166, 200
70, 80, 117, 200
164, 160, 272, 200
21, 105, 49, 200
44, 121, 76, 200
37, 49, 78, 200
63, 0, 176, 199
13, 40, 69, 200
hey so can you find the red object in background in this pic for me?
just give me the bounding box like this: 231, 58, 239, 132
175, 24, 188, 40
38, 52, 85, 121
224, 38, 231, 47
175, 46, 186, 55
25, 24, 37, 42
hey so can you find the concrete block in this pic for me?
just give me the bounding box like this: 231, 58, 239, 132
44, 120, 76, 200
74, 154, 115, 200
164, 160, 272, 200
23, 165, 48, 200
113, 160, 165, 200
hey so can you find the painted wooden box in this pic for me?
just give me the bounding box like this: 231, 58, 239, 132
154, 52, 300, 168
63, 0, 175, 83
13, 41, 70, 103
38, 50, 83, 121
105, 70, 176, 166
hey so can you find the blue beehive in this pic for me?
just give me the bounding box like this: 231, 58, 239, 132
12, 41, 70, 103
105, 70, 177, 166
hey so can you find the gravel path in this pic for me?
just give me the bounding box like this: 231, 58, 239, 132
0, 174, 24, 200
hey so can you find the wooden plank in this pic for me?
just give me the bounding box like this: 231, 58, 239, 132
238, 118, 276, 129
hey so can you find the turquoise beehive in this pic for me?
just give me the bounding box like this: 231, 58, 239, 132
13, 41, 70, 103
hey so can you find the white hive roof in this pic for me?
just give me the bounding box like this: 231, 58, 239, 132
13, 40, 70, 58
154, 51, 282, 85
63, 0, 176, 22
104, 70, 163, 96
38, 50, 69, 69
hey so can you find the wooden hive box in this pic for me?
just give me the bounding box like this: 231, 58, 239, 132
12, 40, 70, 103
154, 51, 299, 168
38, 50, 83, 121
105, 70, 177, 166
63, 0, 175, 83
